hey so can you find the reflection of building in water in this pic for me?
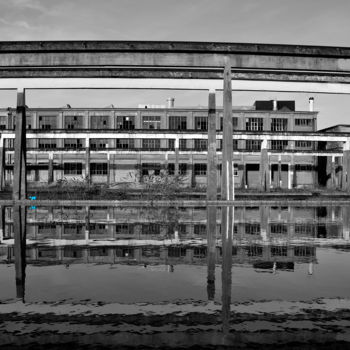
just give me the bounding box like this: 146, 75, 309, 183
1, 205, 349, 242
1, 204, 349, 268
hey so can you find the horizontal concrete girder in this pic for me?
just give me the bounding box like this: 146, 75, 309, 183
0, 78, 350, 94
0, 41, 350, 91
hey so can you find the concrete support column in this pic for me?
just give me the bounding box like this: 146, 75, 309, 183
174, 137, 179, 176
207, 90, 217, 201
13, 89, 27, 201
260, 139, 270, 191
221, 61, 234, 201
85, 137, 90, 183
48, 152, 54, 184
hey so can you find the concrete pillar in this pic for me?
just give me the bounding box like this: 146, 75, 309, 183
260, 139, 270, 191
207, 90, 217, 201
48, 152, 54, 184
13, 89, 27, 201
221, 62, 234, 201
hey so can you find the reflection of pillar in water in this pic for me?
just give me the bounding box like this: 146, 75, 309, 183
85, 206, 90, 242
342, 206, 350, 241
260, 205, 268, 242
273, 261, 277, 274
0, 206, 4, 242
221, 205, 234, 335
13, 205, 26, 302
308, 261, 313, 275
207, 206, 217, 300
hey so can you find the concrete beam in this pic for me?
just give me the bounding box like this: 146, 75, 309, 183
1, 78, 350, 94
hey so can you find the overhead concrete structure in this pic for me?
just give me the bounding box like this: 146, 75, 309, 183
1, 41, 350, 199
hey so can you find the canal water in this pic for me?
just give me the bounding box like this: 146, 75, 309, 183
0, 203, 350, 348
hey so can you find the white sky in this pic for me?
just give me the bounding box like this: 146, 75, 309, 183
0, 0, 350, 129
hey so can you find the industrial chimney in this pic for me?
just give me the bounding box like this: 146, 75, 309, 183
309, 97, 314, 112
166, 97, 175, 108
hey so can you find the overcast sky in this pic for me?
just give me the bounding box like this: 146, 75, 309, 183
0, 0, 350, 129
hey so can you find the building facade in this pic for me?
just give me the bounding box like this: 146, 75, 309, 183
0, 98, 327, 190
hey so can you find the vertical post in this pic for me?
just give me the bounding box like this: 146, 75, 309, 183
221, 61, 233, 201
207, 90, 217, 201
174, 137, 179, 176
13, 89, 27, 200
48, 152, 54, 184
260, 139, 270, 191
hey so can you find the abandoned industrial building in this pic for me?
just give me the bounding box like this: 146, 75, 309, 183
0, 97, 348, 191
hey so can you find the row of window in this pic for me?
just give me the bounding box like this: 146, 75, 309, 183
32, 245, 314, 259
33, 139, 313, 150
2, 115, 314, 131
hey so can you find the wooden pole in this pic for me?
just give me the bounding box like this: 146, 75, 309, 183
207, 90, 217, 200
221, 62, 233, 200
13, 89, 26, 201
